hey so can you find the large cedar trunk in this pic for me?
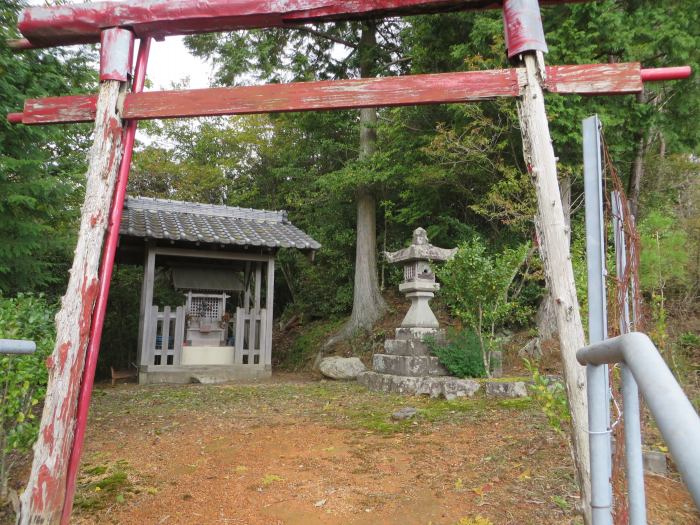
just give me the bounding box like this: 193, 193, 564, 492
326, 22, 386, 346
346, 23, 387, 331
349, 186, 387, 330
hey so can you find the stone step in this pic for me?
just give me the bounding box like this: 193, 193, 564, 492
358, 371, 530, 400
358, 371, 480, 400
394, 327, 446, 342
372, 354, 448, 377
383, 338, 431, 357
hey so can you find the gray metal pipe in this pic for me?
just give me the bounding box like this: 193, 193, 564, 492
577, 332, 700, 511
621, 364, 647, 524
582, 114, 613, 525
0, 339, 36, 355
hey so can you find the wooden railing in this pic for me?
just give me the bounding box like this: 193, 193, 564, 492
235, 307, 267, 366
141, 305, 269, 368
143, 305, 185, 367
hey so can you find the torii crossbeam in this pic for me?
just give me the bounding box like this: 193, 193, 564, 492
6, 1, 691, 524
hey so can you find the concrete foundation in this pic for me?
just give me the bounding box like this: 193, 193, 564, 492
138, 364, 270, 385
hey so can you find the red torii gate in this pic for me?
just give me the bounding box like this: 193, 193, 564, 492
6, 1, 690, 524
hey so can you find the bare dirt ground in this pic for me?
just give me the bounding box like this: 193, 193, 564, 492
69, 376, 698, 525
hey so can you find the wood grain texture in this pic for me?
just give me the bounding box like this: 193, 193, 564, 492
17, 0, 582, 48
14, 63, 643, 126
517, 53, 592, 524
546, 62, 642, 94
17, 80, 126, 525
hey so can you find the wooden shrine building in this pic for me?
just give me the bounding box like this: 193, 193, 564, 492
117, 196, 320, 384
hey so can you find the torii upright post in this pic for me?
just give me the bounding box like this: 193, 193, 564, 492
504, 1, 592, 523
17, 28, 135, 525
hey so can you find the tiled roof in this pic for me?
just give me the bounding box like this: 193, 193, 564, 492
120, 197, 321, 250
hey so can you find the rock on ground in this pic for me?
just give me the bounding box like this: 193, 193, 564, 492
319, 356, 367, 380
391, 407, 418, 420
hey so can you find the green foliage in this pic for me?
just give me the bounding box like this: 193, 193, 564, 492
639, 210, 689, 294
0, 2, 95, 295
426, 330, 486, 379
437, 238, 531, 375
0, 293, 56, 497
274, 319, 344, 371
524, 359, 571, 436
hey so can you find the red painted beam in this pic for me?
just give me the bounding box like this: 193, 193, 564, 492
15, 0, 584, 49
9, 63, 648, 126
7, 112, 23, 124
127, 69, 522, 120
15, 69, 518, 125
545, 63, 642, 95
640, 66, 692, 82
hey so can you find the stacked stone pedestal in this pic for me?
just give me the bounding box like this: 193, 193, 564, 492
373, 328, 447, 377
359, 328, 482, 400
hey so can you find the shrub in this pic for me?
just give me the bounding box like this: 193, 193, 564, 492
524, 358, 570, 436
437, 237, 531, 376
426, 330, 486, 378
0, 293, 56, 501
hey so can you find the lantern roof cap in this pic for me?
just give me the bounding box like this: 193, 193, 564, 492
385, 228, 457, 264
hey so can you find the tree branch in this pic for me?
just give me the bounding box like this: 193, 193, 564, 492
280, 24, 357, 49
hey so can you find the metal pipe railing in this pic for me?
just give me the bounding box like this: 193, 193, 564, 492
0, 339, 36, 355
577, 332, 700, 514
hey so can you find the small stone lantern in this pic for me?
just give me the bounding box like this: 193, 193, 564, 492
385, 228, 457, 332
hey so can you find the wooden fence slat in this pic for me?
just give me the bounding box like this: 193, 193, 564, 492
174, 306, 185, 366
161, 306, 171, 365
235, 308, 245, 365
258, 310, 267, 366
148, 305, 159, 366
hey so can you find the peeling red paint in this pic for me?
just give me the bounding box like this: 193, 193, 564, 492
57, 341, 71, 371
62, 39, 152, 525
79, 276, 100, 348
33, 464, 60, 512
546, 63, 642, 95
42, 422, 55, 455
90, 211, 102, 228
15, 0, 580, 49
58, 372, 78, 424
503, 0, 548, 58
10, 63, 651, 127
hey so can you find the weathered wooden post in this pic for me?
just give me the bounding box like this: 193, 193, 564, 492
17, 28, 135, 525
504, 1, 592, 523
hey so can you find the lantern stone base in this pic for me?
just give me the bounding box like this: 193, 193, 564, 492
362, 326, 449, 393
358, 372, 481, 400
373, 354, 447, 376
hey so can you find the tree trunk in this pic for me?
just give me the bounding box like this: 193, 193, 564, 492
349, 187, 386, 330
627, 92, 647, 219
518, 52, 592, 524
18, 79, 126, 525
325, 21, 386, 346
628, 135, 646, 219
